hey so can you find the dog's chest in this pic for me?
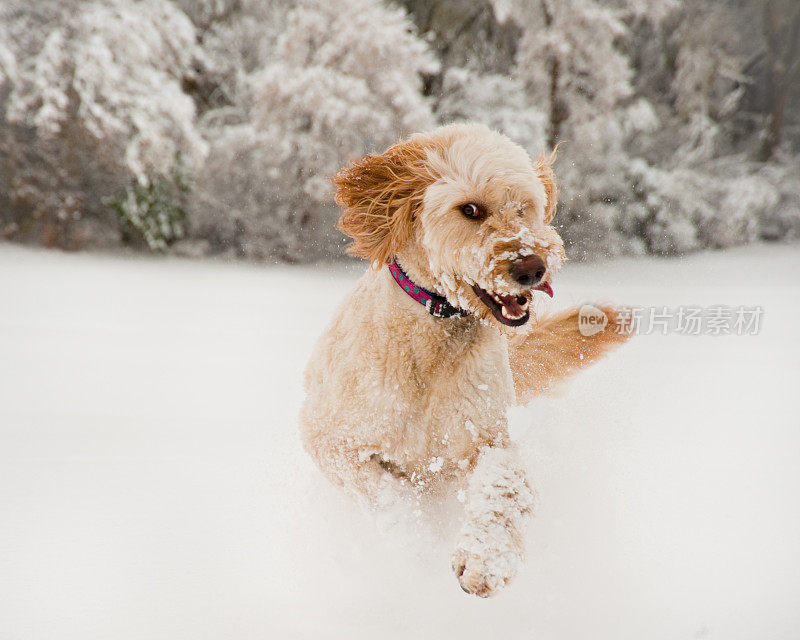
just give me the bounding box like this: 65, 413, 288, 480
377, 316, 515, 462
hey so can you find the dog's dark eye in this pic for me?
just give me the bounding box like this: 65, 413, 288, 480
461, 203, 483, 219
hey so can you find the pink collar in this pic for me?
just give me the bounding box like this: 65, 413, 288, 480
388, 260, 468, 319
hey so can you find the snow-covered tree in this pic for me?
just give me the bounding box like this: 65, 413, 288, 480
172, 0, 292, 117
494, 0, 664, 256
189, 0, 437, 260
620, 1, 800, 254
435, 68, 547, 155
1, 0, 206, 248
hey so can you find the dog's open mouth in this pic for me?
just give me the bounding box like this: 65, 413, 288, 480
471, 282, 553, 327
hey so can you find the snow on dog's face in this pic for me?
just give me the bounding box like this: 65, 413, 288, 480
334, 123, 565, 328
415, 127, 565, 327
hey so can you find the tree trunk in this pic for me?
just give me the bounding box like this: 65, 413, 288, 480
542, 0, 565, 149
760, 0, 800, 161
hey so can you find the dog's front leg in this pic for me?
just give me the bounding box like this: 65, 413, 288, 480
304, 436, 423, 532
452, 445, 534, 597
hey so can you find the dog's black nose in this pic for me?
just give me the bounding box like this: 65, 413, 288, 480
510, 255, 546, 287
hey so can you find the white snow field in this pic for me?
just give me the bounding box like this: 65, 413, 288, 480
1, 242, 799, 640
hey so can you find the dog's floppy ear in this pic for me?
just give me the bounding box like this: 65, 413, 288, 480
333, 138, 435, 265
534, 151, 558, 224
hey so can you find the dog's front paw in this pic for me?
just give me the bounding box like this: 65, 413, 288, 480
451, 536, 523, 598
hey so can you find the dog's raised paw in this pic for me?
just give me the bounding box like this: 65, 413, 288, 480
451, 544, 520, 598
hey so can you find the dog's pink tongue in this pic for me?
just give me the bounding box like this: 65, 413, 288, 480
533, 281, 554, 298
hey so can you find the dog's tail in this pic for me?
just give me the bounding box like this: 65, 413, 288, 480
507, 304, 633, 405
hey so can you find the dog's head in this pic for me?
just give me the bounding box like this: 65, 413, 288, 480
333, 123, 565, 328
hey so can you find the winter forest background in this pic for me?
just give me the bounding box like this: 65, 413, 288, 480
0, 0, 799, 263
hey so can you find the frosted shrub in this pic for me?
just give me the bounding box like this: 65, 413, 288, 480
756, 159, 800, 241
105, 158, 190, 251
629, 159, 782, 254
709, 169, 774, 249
190, 123, 310, 260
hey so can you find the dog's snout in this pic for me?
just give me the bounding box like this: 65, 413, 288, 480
510, 255, 546, 287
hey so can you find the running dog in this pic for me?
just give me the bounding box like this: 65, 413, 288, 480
300, 123, 630, 597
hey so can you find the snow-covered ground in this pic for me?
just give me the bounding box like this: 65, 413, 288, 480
1, 242, 799, 639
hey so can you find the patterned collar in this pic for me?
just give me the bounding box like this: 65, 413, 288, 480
388, 260, 468, 319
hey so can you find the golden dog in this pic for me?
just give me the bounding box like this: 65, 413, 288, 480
300, 123, 629, 597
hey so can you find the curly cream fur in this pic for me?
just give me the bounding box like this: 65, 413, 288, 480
300, 123, 630, 597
